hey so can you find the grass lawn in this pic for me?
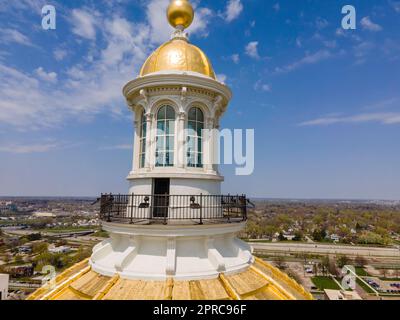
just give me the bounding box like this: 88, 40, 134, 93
311, 276, 341, 290
355, 267, 371, 277
356, 279, 376, 294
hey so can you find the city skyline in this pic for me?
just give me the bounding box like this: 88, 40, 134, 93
0, 0, 399, 200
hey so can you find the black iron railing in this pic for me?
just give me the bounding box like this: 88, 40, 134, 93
98, 194, 249, 225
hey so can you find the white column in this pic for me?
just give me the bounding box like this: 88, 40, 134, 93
177, 112, 186, 169
132, 117, 140, 173
204, 117, 215, 173
144, 113, 153, 171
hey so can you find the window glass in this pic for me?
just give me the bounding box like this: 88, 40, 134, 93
186, 107, 204, 168
156, 105, 175, 167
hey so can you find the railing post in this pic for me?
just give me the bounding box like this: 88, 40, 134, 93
163, 193, 168, 225
242, 194, 247, 221
228, 193, 231, 222
199, 194, 203, 225
107, 193, 112, 222
130, 193, 134, 224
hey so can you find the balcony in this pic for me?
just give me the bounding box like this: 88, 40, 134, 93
98, 194, 250, 225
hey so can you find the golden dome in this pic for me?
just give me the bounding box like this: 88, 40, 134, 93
167, 0, 194, 29
139, 38, 216, 79
28, 258, 313, 300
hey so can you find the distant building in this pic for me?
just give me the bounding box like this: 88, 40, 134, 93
330, 234, 340, 242
0, 202, 17, 213
7, 265, 34, 278
324, 289, 362, 300
282, 234, 296, 241
32, 212, 56, 218
0, 274, 9, 300
18, 245, 32, 254
49, 246, 71, 254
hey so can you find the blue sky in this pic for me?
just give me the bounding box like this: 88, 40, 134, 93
0, 0, 399, 199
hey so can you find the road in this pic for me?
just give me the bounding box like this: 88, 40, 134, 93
3, 229, 95, 238
250, 242, 400, 258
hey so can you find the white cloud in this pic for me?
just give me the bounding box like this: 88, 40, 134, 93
0, 0, 46, 12
189, 7, 213, 37
147, 0, 213, 43
0, 142, 59, 154
224, 0, 243, 22
230, 53, 240, 64
54, 48, 68, 61
315, 17, 329, 30
275, 50, 331, 74
35, 67, 58, 83
389, 1, 400, 13
353, 41, 375, 64
273, 3, 280, 12
0, 28, 33, 46
245, 41, 260, 59
70, 9, 98, 40
146, 0, 174, 43
100, 144, 132, 151
217, 74, 227, 84
0, 2, 214, 131
0, 13, 153, 130
299, 113, 400, 126
254, 80, 271, 92
360, 16, 382, 32
323, 40, 337, 48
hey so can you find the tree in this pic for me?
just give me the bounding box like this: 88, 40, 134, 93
275, 256, 287, 270
336, 255, 349, 268
278, 232, 285, 241
313, 263, 318, 276
293, 231, 303, 241
14, 254, 24, 265
320, 256, 330, 276
312, 229, 327, 242
354, 256, 367, 267
27, 233, 42, 241
329, 258, 339, 276
32, 242, 48, 254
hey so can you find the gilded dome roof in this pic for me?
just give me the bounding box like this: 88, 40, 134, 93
27, 258, 313, 300
139, 38, 216, 79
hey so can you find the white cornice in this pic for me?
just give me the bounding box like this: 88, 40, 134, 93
101, 221, 246, 237
126, 171, 224, 181
123, 73, 232, 104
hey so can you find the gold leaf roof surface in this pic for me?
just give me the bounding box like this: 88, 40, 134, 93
139, 38, 216, 80
27, 258, 313, 300
139, 0, 215, 79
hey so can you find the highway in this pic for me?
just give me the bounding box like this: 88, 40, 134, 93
249, 242, 400, 258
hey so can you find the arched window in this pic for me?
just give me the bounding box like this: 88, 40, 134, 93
187, 107, 204, 168
139, 111, 147, 168
156, 105, 175, 167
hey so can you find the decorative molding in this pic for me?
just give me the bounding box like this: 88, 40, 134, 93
123, 73, 232, 105
213, 95, 223, 114
181, 86, 188, 104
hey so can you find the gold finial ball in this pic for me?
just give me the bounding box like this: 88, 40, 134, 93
167, 0, 194, 29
